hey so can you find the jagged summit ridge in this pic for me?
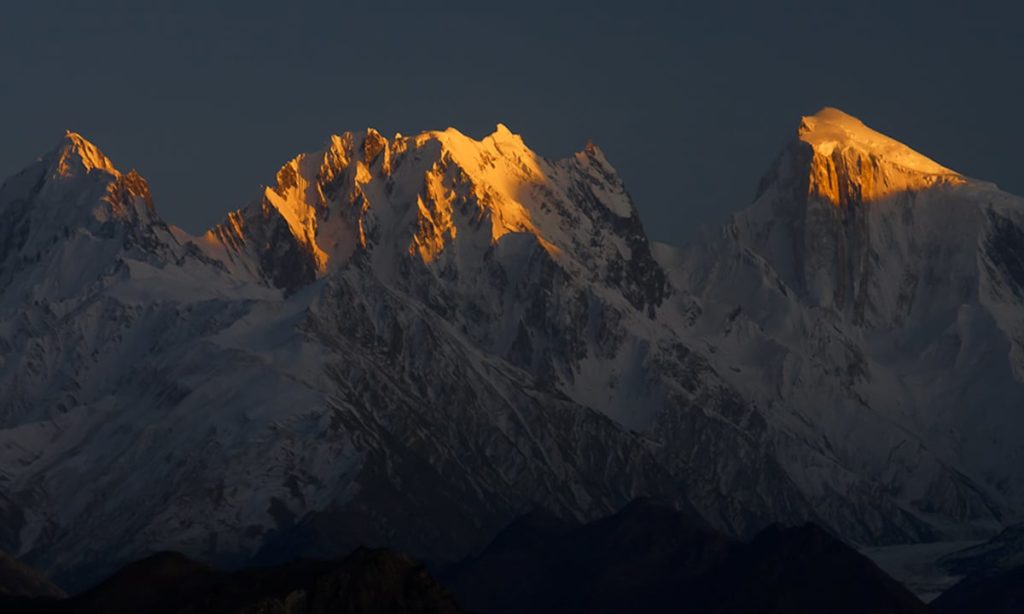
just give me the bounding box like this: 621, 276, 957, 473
204, 123, 659, 305
0, 132, 231, 309
0, 131, 152, 235
52, 131, 120, 178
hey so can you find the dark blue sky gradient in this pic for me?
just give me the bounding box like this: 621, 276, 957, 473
2, 1, 1021, 243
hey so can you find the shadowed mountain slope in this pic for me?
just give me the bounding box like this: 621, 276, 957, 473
442, 500, 929, 614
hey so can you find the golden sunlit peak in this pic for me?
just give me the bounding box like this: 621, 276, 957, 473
797, 108, 965, 207
56, 130, 119, 177
798, 107, 956, 177
487, 123, 526, 147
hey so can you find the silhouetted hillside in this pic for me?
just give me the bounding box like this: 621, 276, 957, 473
931, 565, 1024, 614
443, 500, 928, 613
3, 548, 461, 614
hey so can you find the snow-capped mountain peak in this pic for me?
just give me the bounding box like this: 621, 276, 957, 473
206, 124, 658, 304
0, 131, 156, 238
0, 132, 214, 311
727, 108, 1001, 320
798, 107, 952, 174
686, 109, 1024, 550
794, 107, 964, 206
52, 131, 120, 179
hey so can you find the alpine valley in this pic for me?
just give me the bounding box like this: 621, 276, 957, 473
1, 108, 1023, 594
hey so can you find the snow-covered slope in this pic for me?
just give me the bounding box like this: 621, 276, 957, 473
669, 107, 1024, 543
0, 127, 731, 590
1, 112, 1022, 590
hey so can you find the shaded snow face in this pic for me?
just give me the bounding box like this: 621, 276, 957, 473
0, 127, 687, 591
672, 107, 1024, 547
735, 107, 975, 326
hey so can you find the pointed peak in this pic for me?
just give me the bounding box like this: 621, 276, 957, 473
362, 127, 388, 165
803, 106, 861, 126
796, 107, 955, 176
487, 123, 527, 148
583, 138, 606, 158
798, 107, 876, 146
575, 138, 610, 169
54, 131, 119, 177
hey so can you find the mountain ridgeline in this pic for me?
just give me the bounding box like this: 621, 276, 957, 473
1, 109, 1023, 592
1, 501, 934, 613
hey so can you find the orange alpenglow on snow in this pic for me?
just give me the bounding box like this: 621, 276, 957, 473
56, 131, 119, 177
798, 107, 964, 206
405, 123, 560, 263
209, 123, 573, 276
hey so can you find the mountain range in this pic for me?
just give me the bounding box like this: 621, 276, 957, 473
1, 107, 1022, 593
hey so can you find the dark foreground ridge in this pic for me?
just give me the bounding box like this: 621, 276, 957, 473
0, 548, 461, 614
931, 565, 1024, 614
442, 499, 929, 613
3, 500, 946, 614
0, 552, 65, 601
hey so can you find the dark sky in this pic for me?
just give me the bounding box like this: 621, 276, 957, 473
2, 1, 1021, 244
